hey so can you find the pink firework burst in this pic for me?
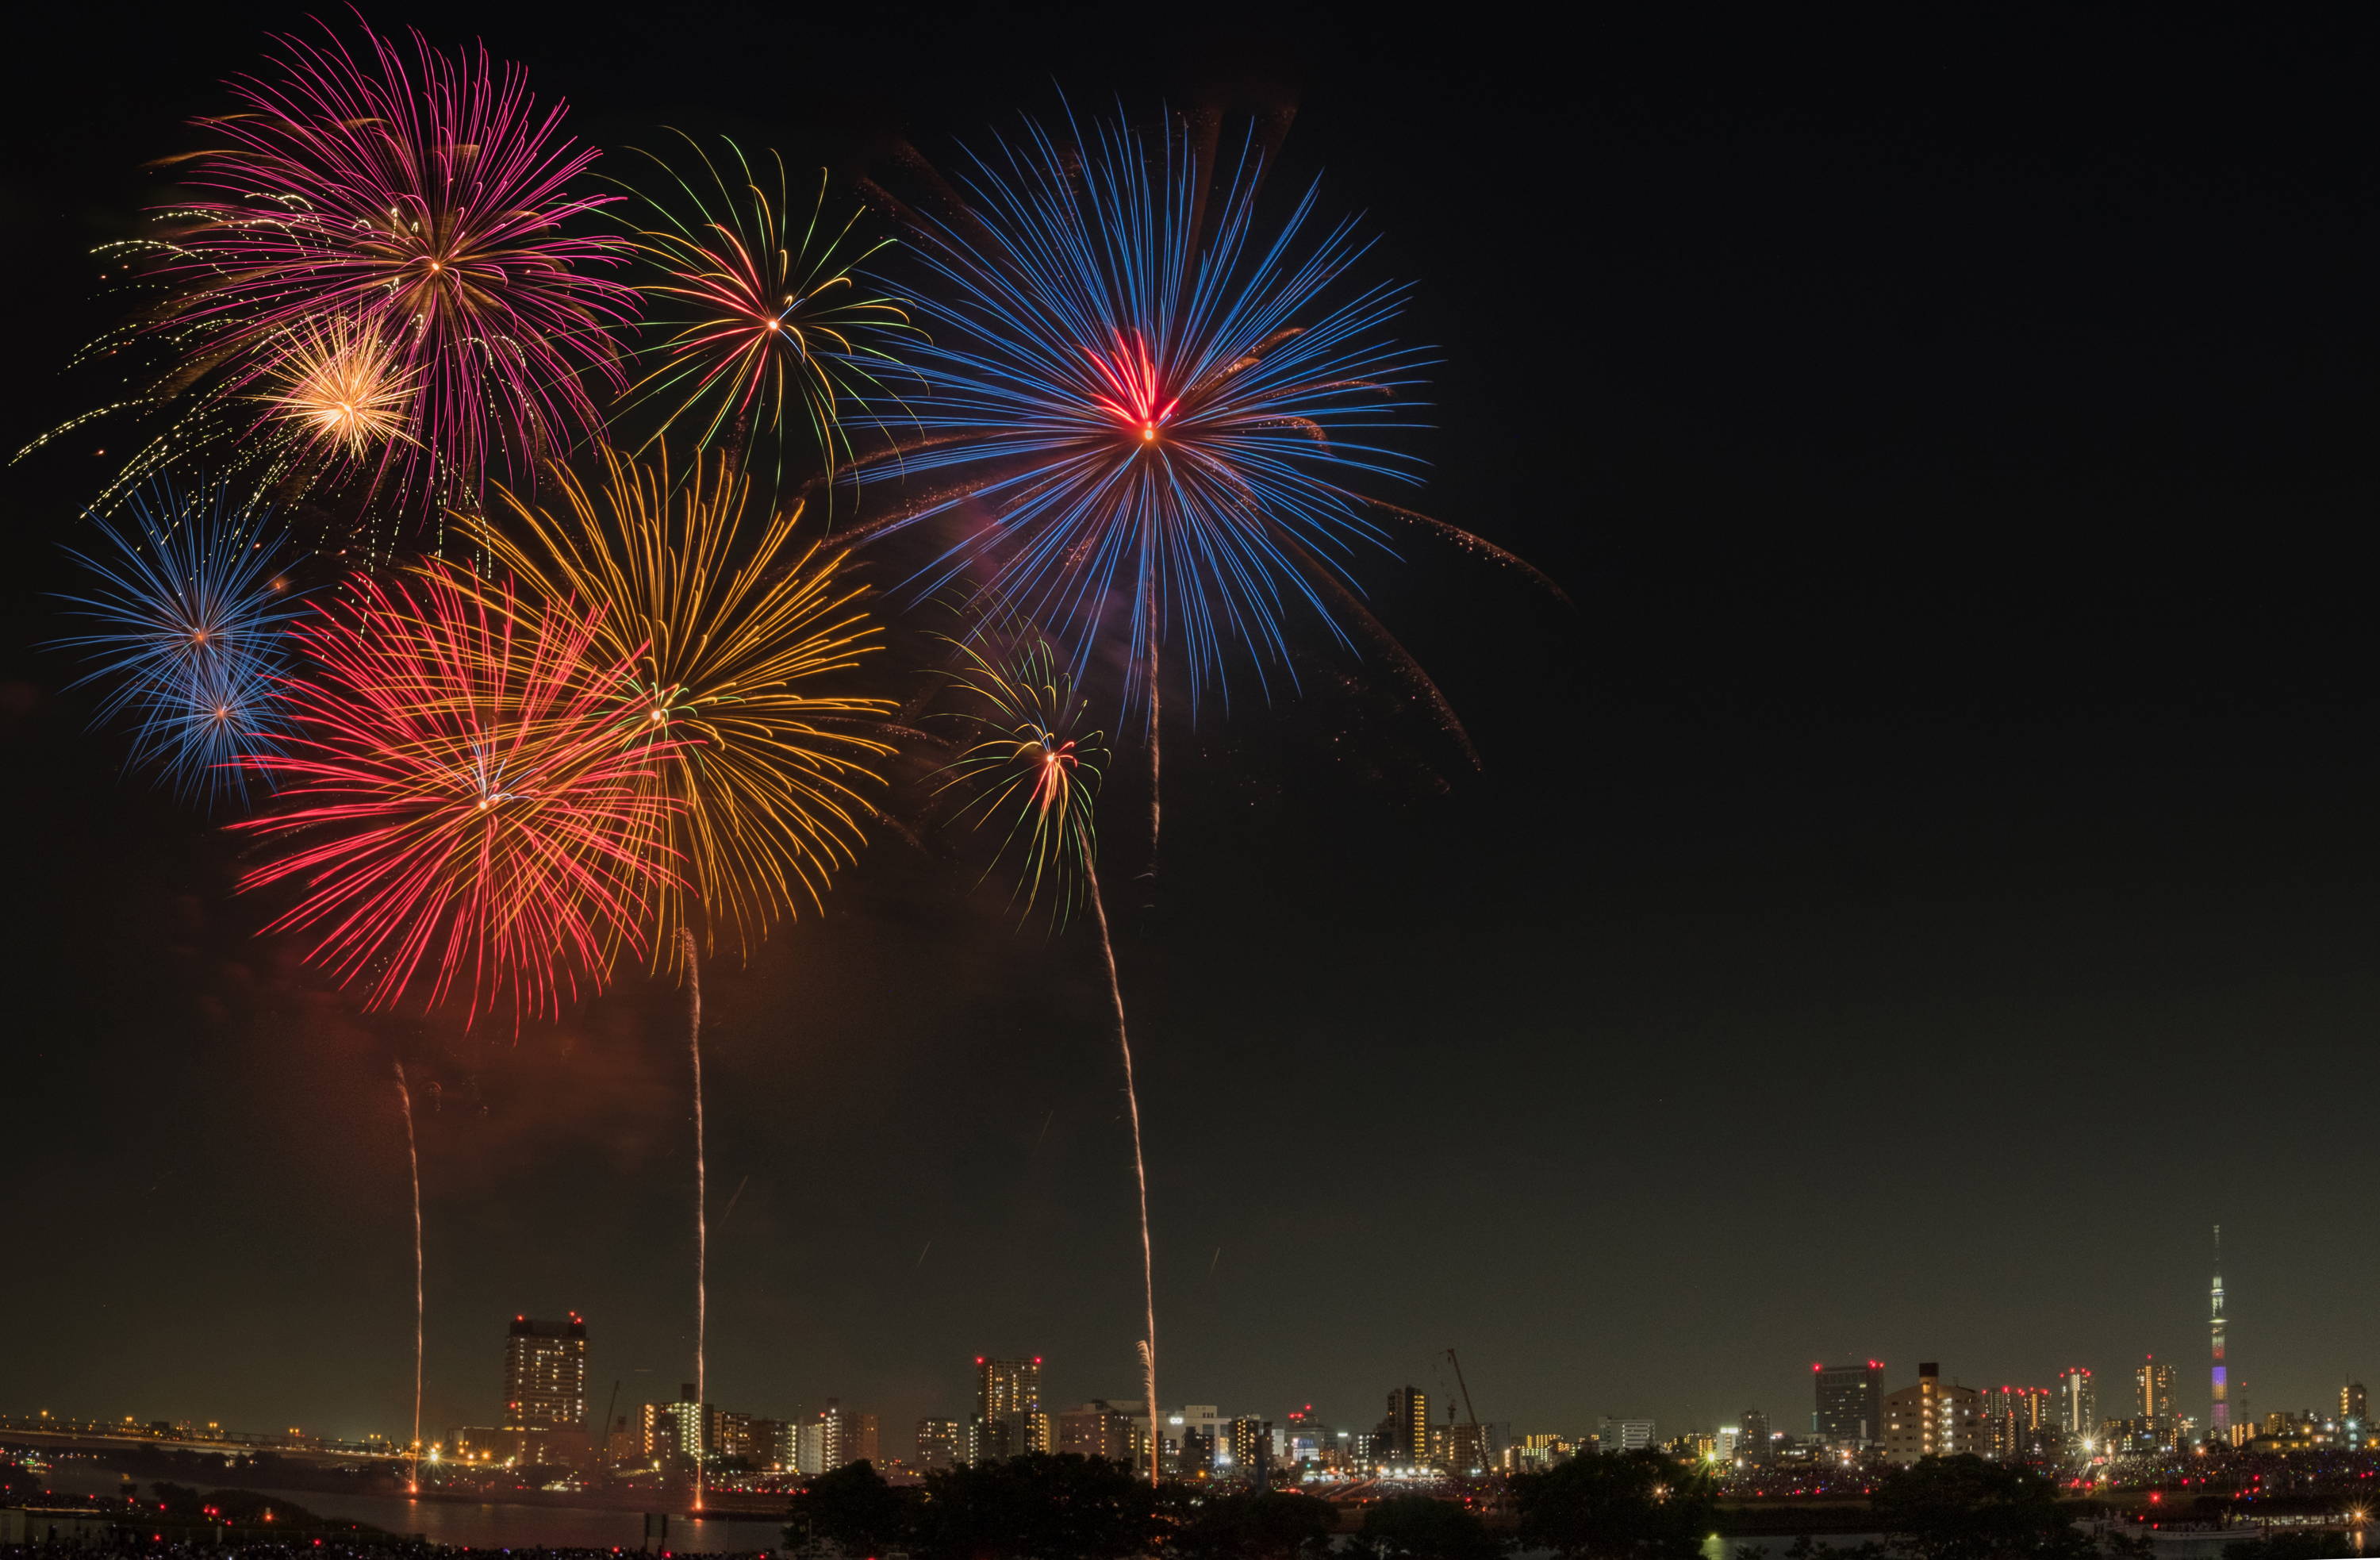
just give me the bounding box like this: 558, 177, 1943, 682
234, 562, 681, 1028
163, 18, 636, 513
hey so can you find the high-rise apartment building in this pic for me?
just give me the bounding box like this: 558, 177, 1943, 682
2057, 1369, 2095, 1439
1058, 1402, 1138, 1466
2344, 1383, 2369, 1425
1881, 1363, 1983, 1465
1384, 1387, 1429, 1466
1980, 1387, 2052, 1458
1814, 1362, 1885, 1445
916, 1418, 960, 1471
1226, 1417, 1273, 1483
2134, 1357, 2174, 1422
847, 1412, 881, 1467
1740, 1408, 1771, 1462
502, 1316, 588, 1430
972, 1358, 1045, 1462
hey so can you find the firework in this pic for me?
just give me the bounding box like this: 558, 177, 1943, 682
263, 313, 420, 459
152, 19, 634, 512
849, 104, 1441, 718
54, 482, 302, 807
233, 563, 678, 1027
467, 446, 892, 963
932, 635, 1104, 925
933, 630, 1154, 1482
618, 133, 914, 492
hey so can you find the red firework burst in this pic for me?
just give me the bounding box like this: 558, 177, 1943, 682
233, 562, 681, 1026
163, 19, 635, 511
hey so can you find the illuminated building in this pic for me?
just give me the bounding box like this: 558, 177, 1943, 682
2057, 1369, 2095, 1439
1384, 1387, 1429, 1466
1226, 1416, 1273, 1483
1740, 1407, 1771, 1462
1283, 1405, 1330, 1468
492, 1314, 589, 1465
846, 1412, 881, 1467
1814, 1362, 1885, 1445
503, 1316, 588, 1429
1057, 1401, 1138, 1466
971, 1358, 1045, 1462
2134, 1355, 2174, 1429
1980, 1387, 2052, 1458
2209, 1226, 2229, 1442
1881, 1363, 1982, 1465
1715, 1425, 1741, 1461
916, 1418, 960, 1471
1598, 1416, 1656, 1454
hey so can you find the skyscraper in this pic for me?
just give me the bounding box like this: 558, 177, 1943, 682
2057, 1369, 2096, 1439
2134, 1356, 2174, 1421
1384, 1387, 1429, 1466
2209, 1225, 2228, 1441
2343, 1383, 2368, 1425
502, 1315, 588, 1430
973, 1358, 1045, 1462
1814, 1362, 1885, 1446
1740, 1408, 1771, 1462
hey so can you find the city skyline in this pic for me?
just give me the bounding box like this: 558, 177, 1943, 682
3, 0, 2375, 1485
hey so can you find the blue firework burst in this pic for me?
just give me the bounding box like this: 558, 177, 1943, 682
54, 482, 304, 806
851, 104, 1434, 718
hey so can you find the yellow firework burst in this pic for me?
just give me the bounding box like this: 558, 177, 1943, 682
265, 315, 418, 456
468, 445, 894, 962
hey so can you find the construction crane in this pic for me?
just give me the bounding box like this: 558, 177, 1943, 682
1445, 1347, 1480, 1425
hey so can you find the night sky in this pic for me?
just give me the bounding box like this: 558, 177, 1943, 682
3, 4, 2377, 1450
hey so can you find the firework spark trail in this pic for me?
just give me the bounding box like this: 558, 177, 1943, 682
1088, 869, 1161, 1487
393, 1059, 424, 1495
681, 924, 706, 1512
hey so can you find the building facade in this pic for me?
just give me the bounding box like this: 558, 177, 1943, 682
1599, 1417, 1656, 1454
2057, 1369, 2095, 1439
1384, 1388, 1429, 1466
1058, 1401, 1138, 1466
1814, 1362, 1885, 1445
1880, 1363, 1983, 1465
916, 1417, 960, 1471
972, 1358, 1045, 1462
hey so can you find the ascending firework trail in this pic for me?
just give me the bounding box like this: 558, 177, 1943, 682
933, 636, 1160, 1484
681, 926, 707, 1512
393, 1060, 424, 1495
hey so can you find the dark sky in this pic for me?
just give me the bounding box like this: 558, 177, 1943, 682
3, 2, 2377, 1450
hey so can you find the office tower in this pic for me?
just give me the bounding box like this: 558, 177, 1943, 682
975, 1358, 1045, 1460
1881, 1363, 1983, 1465
916, 1418, 960, 1472
2210, 1226, 2229, 1440
502, 1316, 589, 1430
1598, 1417, 1656, 1454
2057, 1370, 2095, 1439
1384, 1387, 1429, 1465
1740, 1408, 1771, 1462
2344, 1383, 2368, 1425
1814, 1361, 1885, 1445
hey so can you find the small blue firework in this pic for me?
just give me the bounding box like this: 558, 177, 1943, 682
850, 103, 1434, 720
53, 482, 304, 807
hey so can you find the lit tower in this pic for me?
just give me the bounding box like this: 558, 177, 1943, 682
2209, 1224, 2228, 1440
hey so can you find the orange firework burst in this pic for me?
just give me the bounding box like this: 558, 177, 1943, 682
264, 315, 419, 457
466, 445, 893, 963
234, 561, 683, 1026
